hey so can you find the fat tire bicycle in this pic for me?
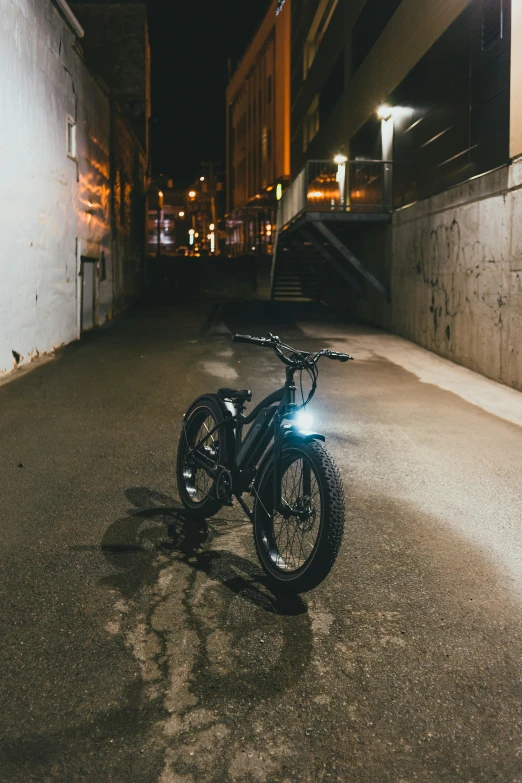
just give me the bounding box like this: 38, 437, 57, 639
176, 332, 353, 592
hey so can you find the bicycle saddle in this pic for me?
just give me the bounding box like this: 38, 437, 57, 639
217, 388, 252, 403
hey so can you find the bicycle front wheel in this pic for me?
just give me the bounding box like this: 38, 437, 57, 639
253, 438, 345, 592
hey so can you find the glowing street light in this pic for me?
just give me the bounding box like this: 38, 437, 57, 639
200, 176, 205, 181
377, 104, 392, 120
188, 190, 196, 198
334, 155, 347, 207
179, 211, 185, 217
209, 223, 215, 231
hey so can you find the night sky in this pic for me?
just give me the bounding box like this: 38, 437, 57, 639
147, 0, 272, 186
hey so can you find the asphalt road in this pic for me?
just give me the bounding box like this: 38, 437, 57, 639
2, 299, 522, 782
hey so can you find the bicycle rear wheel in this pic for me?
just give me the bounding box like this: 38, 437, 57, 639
253, 438, 345, 592
177, 396, 231, 520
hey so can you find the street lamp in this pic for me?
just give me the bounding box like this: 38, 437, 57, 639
179, 211, 185, 217
334, 154, 347, 207
377, 105, 393, 208
188, 190, 196, 199
377, 104, 392, 120
209, 223, 215, 231
156, 190, 164, 258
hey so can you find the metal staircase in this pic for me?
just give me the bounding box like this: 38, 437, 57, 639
271, 159, 393, 303
272, 244, 323, 302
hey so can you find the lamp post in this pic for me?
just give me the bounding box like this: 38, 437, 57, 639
156, 190, 164, 259
377, 105, 393, 209
334, 154, 347, 208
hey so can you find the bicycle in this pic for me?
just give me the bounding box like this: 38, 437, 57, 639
176, 332, 353, 592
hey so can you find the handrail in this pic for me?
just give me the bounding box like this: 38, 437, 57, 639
276, 159, 393, 231
305, 159, 394, 164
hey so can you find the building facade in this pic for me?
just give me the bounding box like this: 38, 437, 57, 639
70, 0, 151, 158
276, 0, 522, 391
225, 0, 291, 255
0, 0, 149, 377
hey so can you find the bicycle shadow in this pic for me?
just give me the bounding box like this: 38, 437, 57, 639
99, 487, 314, 702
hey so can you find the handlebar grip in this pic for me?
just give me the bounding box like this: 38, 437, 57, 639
325, 350, 354, 362
232, 334, 268, 346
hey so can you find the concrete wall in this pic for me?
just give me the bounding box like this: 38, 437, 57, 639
0, 0, 146, 377
511, 0, 522, 159
390, 160, 522, 390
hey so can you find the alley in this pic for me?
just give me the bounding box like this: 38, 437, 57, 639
2, 299, 522, 783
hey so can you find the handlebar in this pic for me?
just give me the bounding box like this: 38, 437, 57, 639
322, 350, 352, 363
232, 333, 353, 365
232, 334, 272, 347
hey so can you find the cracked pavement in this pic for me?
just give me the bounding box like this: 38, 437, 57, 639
1, 298, 522, 782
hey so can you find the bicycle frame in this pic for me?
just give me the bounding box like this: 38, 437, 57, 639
185, 364, 325, 521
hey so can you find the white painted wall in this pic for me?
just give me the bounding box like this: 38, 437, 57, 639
0, 0, 143, 378
0, 0, 79, 374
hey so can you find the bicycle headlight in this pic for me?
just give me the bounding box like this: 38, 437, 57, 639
295, 410, 313, 430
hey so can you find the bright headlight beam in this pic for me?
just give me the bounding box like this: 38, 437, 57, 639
295, 410, 313, 430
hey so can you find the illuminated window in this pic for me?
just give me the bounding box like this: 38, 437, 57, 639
66, 116, 76, 160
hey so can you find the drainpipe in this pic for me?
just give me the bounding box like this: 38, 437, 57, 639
53, 0, 84, 38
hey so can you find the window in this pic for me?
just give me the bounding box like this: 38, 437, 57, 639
66, 116, 76, 159
482, 0, 503, 51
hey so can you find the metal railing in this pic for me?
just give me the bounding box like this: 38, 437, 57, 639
276, 159, 393, 230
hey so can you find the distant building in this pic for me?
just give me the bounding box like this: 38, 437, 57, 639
147, 180, 187, 256
271, 0, 522, 391
225, 0, 291, 255
0, 0, 150, 377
